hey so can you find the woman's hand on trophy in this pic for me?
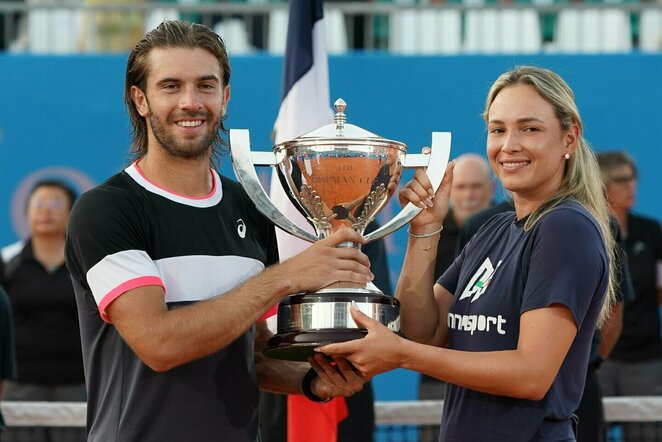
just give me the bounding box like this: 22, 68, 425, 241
398, 159, 455, 231
315, 302, 408, 379
280, 228, 373, 294
307, 353, 367, 399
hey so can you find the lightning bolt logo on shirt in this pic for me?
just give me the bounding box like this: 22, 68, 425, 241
459, 257, 502, 303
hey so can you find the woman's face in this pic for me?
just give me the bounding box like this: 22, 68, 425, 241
486, 84, 578, 204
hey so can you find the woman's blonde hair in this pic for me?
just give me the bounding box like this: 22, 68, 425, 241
483, 66, 616, 326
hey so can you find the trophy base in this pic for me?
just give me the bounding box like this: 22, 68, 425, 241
263, 291, 400, 362
263, 329, 368, 361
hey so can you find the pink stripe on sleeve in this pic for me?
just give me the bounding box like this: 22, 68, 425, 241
98, 276, 164, 323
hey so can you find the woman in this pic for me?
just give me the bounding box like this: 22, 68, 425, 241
1, 179, 85, 442
0, 286, 16, 434
320, 66, 617, 441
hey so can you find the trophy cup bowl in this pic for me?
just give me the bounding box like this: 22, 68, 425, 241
231, 99, 451, 361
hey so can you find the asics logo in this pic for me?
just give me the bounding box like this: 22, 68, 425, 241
237, 219, 246, 238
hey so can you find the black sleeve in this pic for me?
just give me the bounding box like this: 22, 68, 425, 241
611, 216, 635, 303
0, 258, 5, 290
0, 286, 16, 381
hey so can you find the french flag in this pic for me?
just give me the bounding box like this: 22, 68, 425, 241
269, 0, 333, 261
268, 1, 349, 441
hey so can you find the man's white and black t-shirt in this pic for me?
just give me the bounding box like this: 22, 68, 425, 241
66, 162, 278, 442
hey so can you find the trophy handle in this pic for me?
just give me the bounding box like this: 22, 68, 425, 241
230, 129, 318, 243
363, 132, 451, 244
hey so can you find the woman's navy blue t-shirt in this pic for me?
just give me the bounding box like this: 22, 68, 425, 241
437, 200, 609, 441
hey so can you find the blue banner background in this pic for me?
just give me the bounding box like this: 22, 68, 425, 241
1, 53, 660, 400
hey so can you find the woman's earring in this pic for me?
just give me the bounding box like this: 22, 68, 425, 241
564, 153, 570, 160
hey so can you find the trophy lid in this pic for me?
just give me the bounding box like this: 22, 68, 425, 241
274, 98, 407, 152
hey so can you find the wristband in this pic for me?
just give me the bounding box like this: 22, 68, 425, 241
301, 368, 332, 403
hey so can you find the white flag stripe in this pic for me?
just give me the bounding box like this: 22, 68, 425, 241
267, 2, 332, 332
273, 21, 332, 145
270, 15, 332, 261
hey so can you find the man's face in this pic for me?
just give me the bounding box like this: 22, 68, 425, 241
449, 157, 494, 225
132, 47, 230, 160
605, 164, 637, 212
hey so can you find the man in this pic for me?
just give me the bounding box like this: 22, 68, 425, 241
65, 21, 370, 442
455, 196, 630, 442
432, 153, 494, 280
259, 220, 392, 442
596, 151, 662, 440
418, 153, 493, 440
575, 252, 627, 442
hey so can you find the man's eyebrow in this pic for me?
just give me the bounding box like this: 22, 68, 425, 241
156, 77, 180, 85
197, 75, 220, 83
156, 75, 220, 85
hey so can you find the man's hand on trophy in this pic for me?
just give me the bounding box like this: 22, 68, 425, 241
316, 302, 406, 379
398, 159, 455, 231
307, 353, 366, 400
279, 228, 374, 294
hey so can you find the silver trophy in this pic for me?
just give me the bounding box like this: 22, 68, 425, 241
230, 99, 451, 361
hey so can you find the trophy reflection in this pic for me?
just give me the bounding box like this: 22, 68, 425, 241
230, 99, 451, 361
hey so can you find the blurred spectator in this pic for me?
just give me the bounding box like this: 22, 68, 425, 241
0, 0, 22, 49
0, 179, 86, 442
455, 199, 514, 253
80, 0, 144, 52
596, 151, 662, 441
0, 285, 16, 434
433, 154, 494, 286
419, 153, 493, 442
574, 217, 631, 442
327, 0, 367, 49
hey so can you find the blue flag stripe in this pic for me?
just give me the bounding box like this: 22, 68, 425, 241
281, 0, 324, 100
